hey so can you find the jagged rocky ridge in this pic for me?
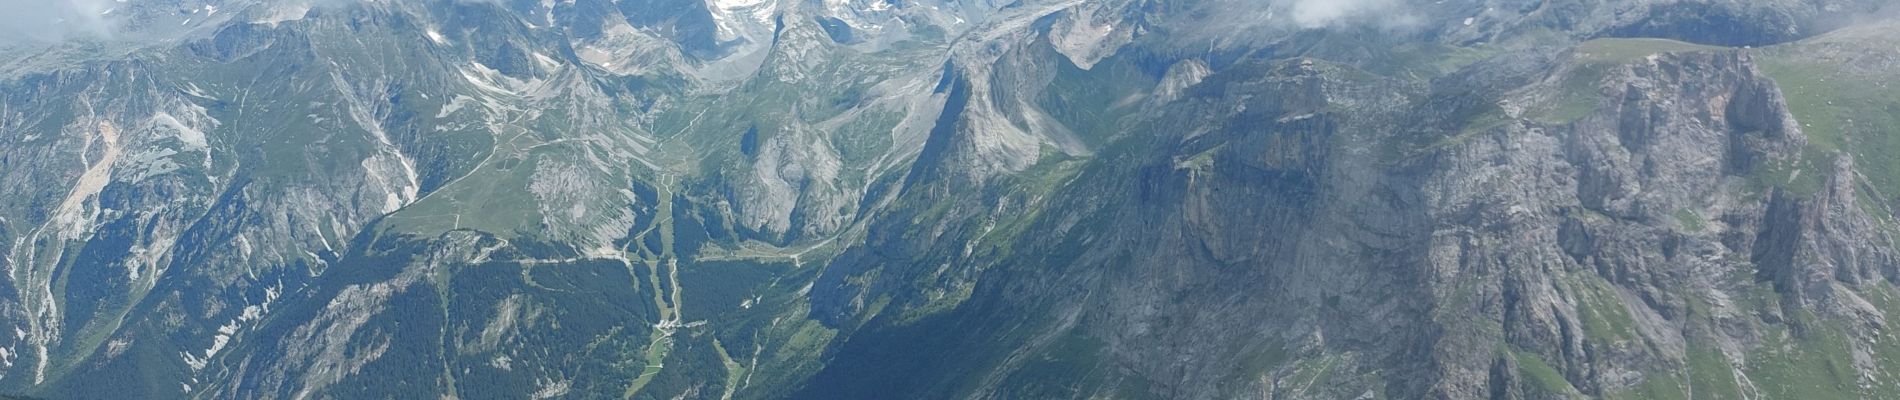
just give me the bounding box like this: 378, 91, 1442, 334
1, 0, 1898, 398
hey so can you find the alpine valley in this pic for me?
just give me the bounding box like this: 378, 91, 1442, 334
3, 0, 1900, 398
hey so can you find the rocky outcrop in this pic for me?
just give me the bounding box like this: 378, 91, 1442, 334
802, 26, 1900, 400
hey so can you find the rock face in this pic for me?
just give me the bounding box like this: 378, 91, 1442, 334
1, 0, 1899, 398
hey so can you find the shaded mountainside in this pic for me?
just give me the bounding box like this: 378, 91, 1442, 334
1, 0, 1899, 398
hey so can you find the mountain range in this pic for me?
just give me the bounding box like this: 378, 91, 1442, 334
3, 0, 1900, 398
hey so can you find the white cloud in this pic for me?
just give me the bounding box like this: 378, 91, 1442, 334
0, 0, 120, 43
1280, 0, 1420, 30
1246, 0, 1413, 29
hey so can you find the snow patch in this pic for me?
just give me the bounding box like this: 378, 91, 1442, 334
180, 82, 216, 100
181, 321, 235, 371
533, 52, 560, 71
437, 95, 474, 118
530, 379, 571, 399
460, 67, 511, 94
151, 111, 209, 149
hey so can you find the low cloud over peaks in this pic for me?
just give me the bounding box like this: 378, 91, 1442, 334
1279, 0, 1420, 29
0, 0, 119, 43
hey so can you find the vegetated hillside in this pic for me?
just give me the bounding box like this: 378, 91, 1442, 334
0, 0, 1897, 398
